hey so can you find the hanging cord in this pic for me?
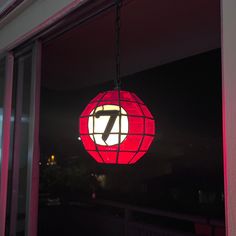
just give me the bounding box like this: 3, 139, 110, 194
114, 0, 122, 89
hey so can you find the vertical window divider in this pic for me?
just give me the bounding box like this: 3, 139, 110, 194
25, 40, 42, 236
0, 52, 14, 236
9, 54, 25, 236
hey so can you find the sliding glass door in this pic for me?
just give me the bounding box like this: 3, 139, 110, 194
0, 42, 41, 236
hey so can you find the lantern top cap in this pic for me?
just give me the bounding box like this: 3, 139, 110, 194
92, 90, 145, 105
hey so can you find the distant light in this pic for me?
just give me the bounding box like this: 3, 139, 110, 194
39, 162, 42, 165
46, 154, 57, 166
51, 155, 55, 161
77, 136, 81, 141
96, 174, 107, 188
92, 192, 96, 199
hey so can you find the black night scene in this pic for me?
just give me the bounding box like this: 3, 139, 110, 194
33, 0, 224, 235
4, 0, 236, 235
39, 49, 224, 235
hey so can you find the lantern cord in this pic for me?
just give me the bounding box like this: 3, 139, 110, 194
114, 0, 122, 89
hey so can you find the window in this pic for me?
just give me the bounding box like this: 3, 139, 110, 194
0, 57, 6, 169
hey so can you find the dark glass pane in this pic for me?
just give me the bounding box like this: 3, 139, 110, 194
6, 52, 33, 236
0, 57, 6, 175
16, 54, 32, 235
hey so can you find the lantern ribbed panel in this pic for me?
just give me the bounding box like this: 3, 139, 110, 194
79, 90, 155, 164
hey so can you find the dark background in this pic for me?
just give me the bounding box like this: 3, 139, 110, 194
39, 49, 224, 218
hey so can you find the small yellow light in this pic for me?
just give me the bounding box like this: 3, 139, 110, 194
51, 155, 55, 161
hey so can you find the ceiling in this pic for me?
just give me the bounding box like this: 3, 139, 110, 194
42, 0, 220, 90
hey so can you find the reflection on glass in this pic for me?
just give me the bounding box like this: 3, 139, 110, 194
0, 58, 6, 170
15, 54, 32, 235
5, 53, 33, 236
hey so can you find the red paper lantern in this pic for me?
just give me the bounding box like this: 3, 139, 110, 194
79, 90, 155, 164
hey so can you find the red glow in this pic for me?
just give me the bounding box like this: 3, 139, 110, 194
79, 90, 155, 164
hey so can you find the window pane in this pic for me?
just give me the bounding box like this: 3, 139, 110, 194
5, 52, 34, 236
0, 57, 6, 171
15, 54, 32, 235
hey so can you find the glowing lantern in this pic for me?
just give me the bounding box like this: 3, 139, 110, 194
79, 90, 155, 164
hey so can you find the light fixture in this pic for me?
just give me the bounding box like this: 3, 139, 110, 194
79, 0, 155, 164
